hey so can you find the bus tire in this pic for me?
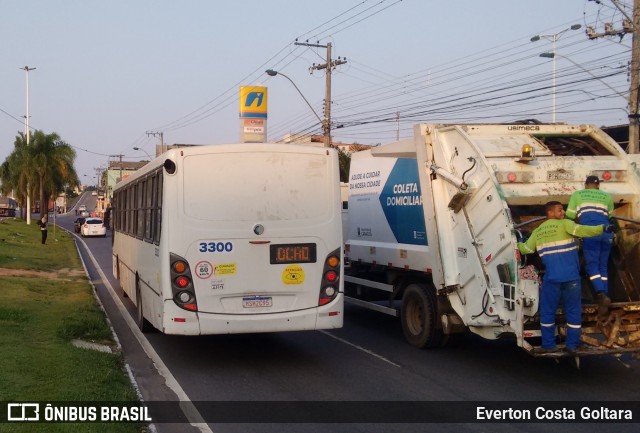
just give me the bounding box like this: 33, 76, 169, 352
115, 255, 127, 298
401, 283, 444, 348
135, 275, 153, 333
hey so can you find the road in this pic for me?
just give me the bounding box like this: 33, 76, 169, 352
55, 195, 640, 433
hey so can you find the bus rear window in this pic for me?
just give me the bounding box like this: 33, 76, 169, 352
183, 151, 331, 221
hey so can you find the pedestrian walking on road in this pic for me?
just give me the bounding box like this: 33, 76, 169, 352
566, 175, 615, 307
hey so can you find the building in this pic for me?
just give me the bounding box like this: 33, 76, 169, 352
98, 160, 149, 214
280, 133, 371, 154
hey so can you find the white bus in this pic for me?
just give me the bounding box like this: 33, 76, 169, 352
112, 144, 343, 335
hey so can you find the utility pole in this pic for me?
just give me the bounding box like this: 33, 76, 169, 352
630, 0, 640, 153
146, 131, 164, 156
294, 41, 347, 147
586, 0, 638, 153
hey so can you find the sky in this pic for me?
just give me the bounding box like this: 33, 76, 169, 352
0, 0, 633, 182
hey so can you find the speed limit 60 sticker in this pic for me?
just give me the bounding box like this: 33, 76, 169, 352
195, 261, 213, 279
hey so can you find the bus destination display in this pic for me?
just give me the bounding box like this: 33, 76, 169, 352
270, 243, 317, 264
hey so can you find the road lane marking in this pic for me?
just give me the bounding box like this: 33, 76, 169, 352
319, 330, 401, 368
76, 237, 213, 433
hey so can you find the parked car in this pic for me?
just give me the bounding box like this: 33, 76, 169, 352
81, 218, 106, 238
73, 217, 86, 233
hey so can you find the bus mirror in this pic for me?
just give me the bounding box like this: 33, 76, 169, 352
164, 159, 177, 174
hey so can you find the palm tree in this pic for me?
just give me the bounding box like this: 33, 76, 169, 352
30, 130, 78, 219
0, 133, 36, 220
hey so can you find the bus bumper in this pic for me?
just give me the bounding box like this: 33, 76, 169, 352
195, 293, 344, 335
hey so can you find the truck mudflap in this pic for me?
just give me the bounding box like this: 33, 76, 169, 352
527, 303, 640, 358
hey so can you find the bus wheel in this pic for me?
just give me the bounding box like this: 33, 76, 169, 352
135, 275, 153, 333
116, 255, 127, 298
401, 283, 444, 348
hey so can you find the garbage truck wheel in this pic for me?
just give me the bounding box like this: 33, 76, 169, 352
401, 283, 444, 348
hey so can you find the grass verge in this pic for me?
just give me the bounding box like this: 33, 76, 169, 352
0, 218, 144, 432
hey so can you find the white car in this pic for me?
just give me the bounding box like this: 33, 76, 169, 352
81, 218, 107, 238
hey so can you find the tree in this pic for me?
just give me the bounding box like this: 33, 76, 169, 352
0, 133, 37, 219
30, 130, 78, 218
336, 143, 372, 183
337, 147, 351, 183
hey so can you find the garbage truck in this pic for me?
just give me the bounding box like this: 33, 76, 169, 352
343, 122, 640, 357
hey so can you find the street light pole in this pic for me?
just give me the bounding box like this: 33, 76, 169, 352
265, 69, 324, 132
20, 66, 36, 224
531, 24, 581, 123
539, 52, 627, 101
133, 146, 153, 159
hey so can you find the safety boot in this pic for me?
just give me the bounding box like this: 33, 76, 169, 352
596, 292, 611, 307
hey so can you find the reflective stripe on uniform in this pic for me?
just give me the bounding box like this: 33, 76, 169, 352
537, 238, 577, 258
576, 202, 609, 219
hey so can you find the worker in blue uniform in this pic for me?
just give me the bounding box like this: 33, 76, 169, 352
518, 201, 609, 354
566, 175, 615, 306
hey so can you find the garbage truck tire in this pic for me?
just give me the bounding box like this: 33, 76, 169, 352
401, 283, 444, 348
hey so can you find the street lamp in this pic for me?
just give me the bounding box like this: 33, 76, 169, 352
133, 147, 153, 159
531, 24, 582, 122
83, 174, 98, 191
20, 66, 36, 224
538, 52, 627, 101
265, 69, 326, 143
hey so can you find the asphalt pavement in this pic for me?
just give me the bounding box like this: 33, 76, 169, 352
54, 205, 640, 433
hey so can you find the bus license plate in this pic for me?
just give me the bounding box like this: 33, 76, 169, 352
242, 296, 272, 308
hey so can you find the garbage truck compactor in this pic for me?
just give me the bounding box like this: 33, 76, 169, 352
344, 123, 640, 357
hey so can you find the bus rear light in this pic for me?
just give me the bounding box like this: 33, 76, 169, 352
175, 276, 190, 289
170, 253, 198, 311
319, 248, 341, 306
176, 291, 192, 303
173, 261, 187, 274
326, 255, 339, 268
324, 271, 338, 283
